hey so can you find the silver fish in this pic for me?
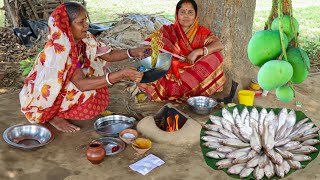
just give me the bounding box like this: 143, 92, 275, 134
246, 154, 261, 168
234, 114, 243, 128
209, 115, 223, 127
203, 124, 223, 131
274, 151, 284, 165
289, 145, 318, 154
231, 125, 249, 142
222, 108, 235, 125
287, 159, 302, 170
294, 134, 319, 142
250, 126, 262, 152
253, 166, 264, 180
301, 139, 320, 146
202, 142, 222, 149
292, 154, 312, 161
226, 148, 250, 159
221, 139, 250, 148
275, 164, 285, 178
304, 127, 320, 136
258, 154, 268, 168
293, 118, 309, 130
277, 108, 288, 131
232, 155, 252, 164
283, 125, 294, 139
204, 131, 226, 139
201, 136, 222, 142
206, 151, 226, 159
283, 160, 291, 174
275, 138, 291, 147
232, 107, 240, 120
258, 108, 268, 135
264, 158, 275, 179
241, 107, 249, 122
244, 114, 250, 129
240, 167, 254, 178
250, 107, 259, 122
216, 158, 233, 169
291, 122, 315, 136
221, 118, 233, 132
227, 164, 246, 175
218, 128, 238, 139
275, 122, 289, 141
264, 110, 275, 126
286, 110, 296, 128
275, 147, 293, 159
217, 146, 237, 153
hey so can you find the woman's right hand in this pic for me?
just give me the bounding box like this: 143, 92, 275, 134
121, 67, 144, 82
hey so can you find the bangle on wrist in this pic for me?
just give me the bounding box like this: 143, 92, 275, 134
105, 73, 113, 86
203, 47, 209, 56
127, 49, 134, 59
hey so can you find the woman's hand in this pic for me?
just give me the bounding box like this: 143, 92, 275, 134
186, 48, 203, 64
130, 45, 151, 59
121, 67, 144, 82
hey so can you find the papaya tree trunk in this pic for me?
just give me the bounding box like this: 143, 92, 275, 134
195, 0, 257, 95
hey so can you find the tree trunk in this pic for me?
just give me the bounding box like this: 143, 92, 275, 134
196, 0, 257, 96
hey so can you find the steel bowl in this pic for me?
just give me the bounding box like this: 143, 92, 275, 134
135, 52, 172, 83
94, 115, 136, 137
187, 96, 218, 115
3, 124, 54, 150
94, 137, 126, 156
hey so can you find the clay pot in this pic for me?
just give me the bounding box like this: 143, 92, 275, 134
86, 141, 106, 164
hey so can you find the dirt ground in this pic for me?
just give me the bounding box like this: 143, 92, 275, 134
0, 69, 320, 180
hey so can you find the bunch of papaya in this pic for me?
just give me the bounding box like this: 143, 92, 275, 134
247, 11, 309, 103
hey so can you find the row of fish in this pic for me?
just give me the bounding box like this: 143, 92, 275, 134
201, 107, 319, 179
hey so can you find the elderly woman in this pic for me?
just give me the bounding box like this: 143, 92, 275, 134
140, 0, 226, 102
19, 2, 149, 132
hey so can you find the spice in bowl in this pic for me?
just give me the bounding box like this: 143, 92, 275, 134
119, 129, 138, 144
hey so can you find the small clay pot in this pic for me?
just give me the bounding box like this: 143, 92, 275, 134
86, 141, 106, 164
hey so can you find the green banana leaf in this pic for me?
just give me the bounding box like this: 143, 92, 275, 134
200, 104, 320, 180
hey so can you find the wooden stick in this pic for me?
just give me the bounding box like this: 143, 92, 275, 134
26, 0, 40, 19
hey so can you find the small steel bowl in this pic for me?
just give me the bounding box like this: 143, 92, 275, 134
3, 124, 54, 150
94, 137, 126, 156
187, 96, 218, 115
94, 115, 136, 137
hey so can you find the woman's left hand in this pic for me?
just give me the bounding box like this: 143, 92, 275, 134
186, 48, 203, 64
130, 45, 151, 59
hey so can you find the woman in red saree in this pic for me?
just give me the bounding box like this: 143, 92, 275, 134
19, 2, 148, 132
140, 0, 226, 102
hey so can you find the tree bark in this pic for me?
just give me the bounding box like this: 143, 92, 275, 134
195, 0, 257, 96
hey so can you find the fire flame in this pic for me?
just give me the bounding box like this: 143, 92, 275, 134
166, 114, 179, 132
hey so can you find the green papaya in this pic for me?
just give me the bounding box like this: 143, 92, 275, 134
258, 60, 293, 90
276, 85, 295, 103
284, 47, 310, 84
271, 15, 299, 41
248, 30, 288, 67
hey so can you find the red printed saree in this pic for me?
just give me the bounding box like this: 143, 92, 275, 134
139, 17, 226, 102
19, 4, 109, 123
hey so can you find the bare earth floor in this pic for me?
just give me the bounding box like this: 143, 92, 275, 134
1, 74, 320, 180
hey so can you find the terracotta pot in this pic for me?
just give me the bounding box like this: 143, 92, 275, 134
86, 141, 106, 164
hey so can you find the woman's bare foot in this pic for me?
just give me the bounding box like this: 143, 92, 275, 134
49, 118, 80, 133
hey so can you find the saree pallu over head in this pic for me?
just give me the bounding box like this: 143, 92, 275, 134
19, 4, 110, 123
141, 16, 226, 102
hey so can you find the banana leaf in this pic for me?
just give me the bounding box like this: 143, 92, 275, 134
200, 104, 320, 180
